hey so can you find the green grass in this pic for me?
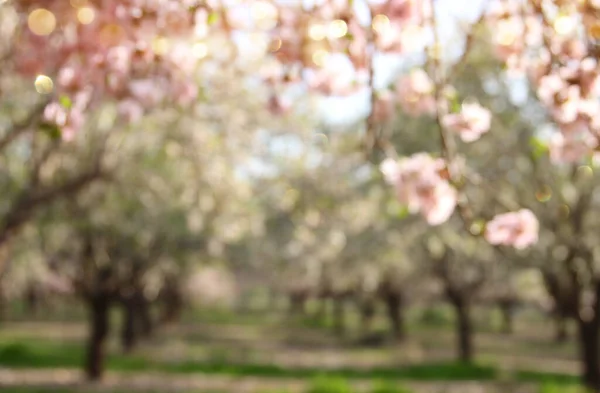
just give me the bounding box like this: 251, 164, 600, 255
538, 382, 588, 393
0, 339, 580, 386
516, 369, 579, 385
0, 384, 414, 393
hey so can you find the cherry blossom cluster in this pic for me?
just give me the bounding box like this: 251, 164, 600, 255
10, 0, 545, 250
252, 0, 532, 248
380, 154, 457, 226
487, 0, 600, 164
264, 0, 424, 97
13, 0, 212, 139
484, 209, 539, 250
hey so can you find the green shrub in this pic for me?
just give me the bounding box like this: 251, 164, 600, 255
306, 376, 354, 393
0, 343, 29, 361
370, 381, 413, 393
539, 382, 588, 393
417, 307, 452, 327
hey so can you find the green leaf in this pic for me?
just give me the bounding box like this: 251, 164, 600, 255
529, 136, 548, 160
59, 95, 72, 109
397, 205, 410, 219
40, 122, 61, 140
207, 12, 219, 25
449, 100, 461, 114
387, 199, 409, 219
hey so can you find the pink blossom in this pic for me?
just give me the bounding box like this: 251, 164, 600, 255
368, 0, 417, 23
57, 66, 80, 90
129, 79, 165, 107
11, 0, 206, 139
416, 177, 458, 225
548, 131, 597, 164
396, 69, 436, 116
43, 102, 84, 142
492, 18, 524, 61
442, 102, 491, 142
267, 94, 291, 115
118, 99, 144, 123
380, 154, 457, 225
484, 209, 539, 249
537, 73, 566, 106
106, 46, 132, 75
171, 82, 198, 106
43, 103, 68, 128
306, 65, 358, 96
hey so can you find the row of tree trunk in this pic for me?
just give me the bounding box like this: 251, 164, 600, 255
84, 282, 183, 380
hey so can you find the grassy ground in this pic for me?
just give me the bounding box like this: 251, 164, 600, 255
0, 304, 585, 393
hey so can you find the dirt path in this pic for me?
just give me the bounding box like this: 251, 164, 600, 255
0, 368, 540, 393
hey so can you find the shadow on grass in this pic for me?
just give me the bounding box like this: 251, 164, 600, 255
0, 340, 579, 386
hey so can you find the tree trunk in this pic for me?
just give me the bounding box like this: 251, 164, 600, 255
289, 294, 306, 317
0, 284, 6, 322
136, 293, 153, 338
85, 294, 110, 381
160, 284, 183, 325
384, 292, 405, 342
25, 285, 40, 317
359, 299, 376, 335
499, 301, 514, 335
332, 298, 345, 335
314, 297, 328, 322
450, 296, 473, 363
555, 313, 568, 343
577, 317, 600, 391
120, 297, 136, 353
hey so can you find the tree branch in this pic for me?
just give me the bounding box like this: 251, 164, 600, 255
0, 165, 106, 247
0, 99, 49, 153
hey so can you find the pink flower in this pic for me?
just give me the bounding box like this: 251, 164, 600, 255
484, 209, 539, 249
537, 73, 566, 106
118, 99, 144, 123
492, 18, 524, 61
416, 177, 458, 225
172, 82, 198, 106
368, 0, 417, 23
396, 69, 436, 116
129, 79, 165, 107
380, 154, 457, 225
442, 102, 491, 142
267, 94, 291, 115
548, 131, 597, 164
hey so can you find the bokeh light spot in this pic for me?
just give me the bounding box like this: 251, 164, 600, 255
372, 14, 390, 33
328, 20, 347, 39
308, 23, 327, 41
577, 165, 593, 179
589, 22, 600, 39
28, 9, 56, 36
269, 37, 282, 52
152, 36, 170, 56
34, 75, 54, 94
535, 185, 552, 202
554, 14, 576, 36
77, 7, 95, 25
312, 49, 329, 67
